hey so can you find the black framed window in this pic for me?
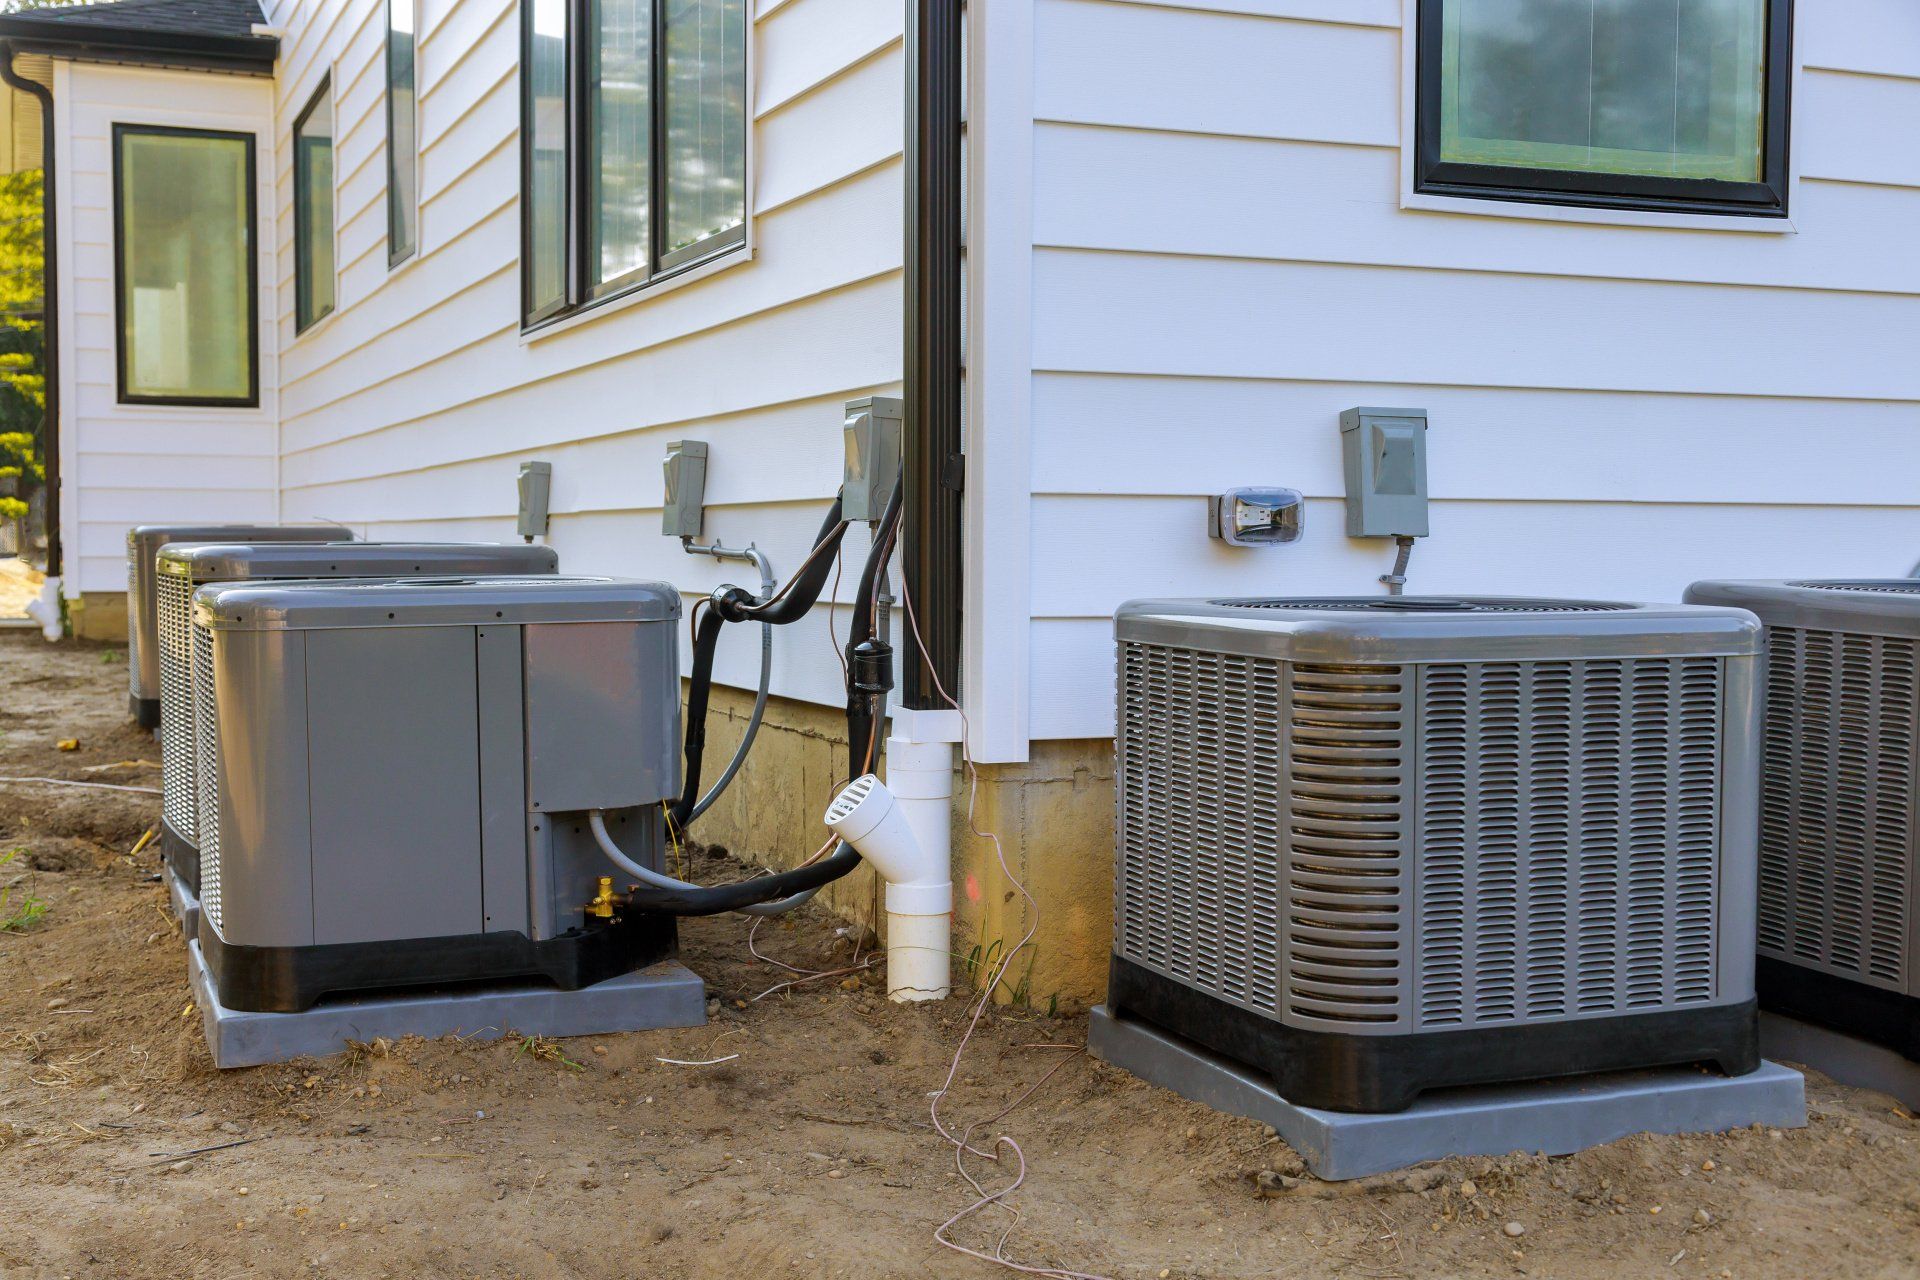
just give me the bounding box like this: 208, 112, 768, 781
112, 125, 258, 407
387, 0, 418, 265
293, 78, 336, 333
521, 0, 746, 328
1415, 0, 1793, 217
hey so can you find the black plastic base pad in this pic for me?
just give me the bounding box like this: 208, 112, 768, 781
160, 821, 199, 894
131, 695, 160, 730
1757, 957, 1920, 1063
200, 911, 679, 1013
1108, 956, 1761, 1113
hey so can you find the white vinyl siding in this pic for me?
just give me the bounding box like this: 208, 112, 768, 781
1016, 0, 1920, 741
54, 62, 278, 595
270, 0, 902, 706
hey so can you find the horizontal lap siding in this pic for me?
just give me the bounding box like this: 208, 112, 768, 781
57, 63, 279, 593
1024, 0, 1920, 741
270, 0, 903, 705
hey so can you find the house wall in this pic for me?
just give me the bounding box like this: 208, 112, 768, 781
1011, 0, 1920, 743
266, 0, 905, 707
930, 0, 1920, 1003
53, 62, 280, 614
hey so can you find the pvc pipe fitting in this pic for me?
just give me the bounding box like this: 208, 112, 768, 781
825, 768, 952, 1001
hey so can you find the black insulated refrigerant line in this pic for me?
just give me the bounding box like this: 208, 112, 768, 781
902, 0, 963, 709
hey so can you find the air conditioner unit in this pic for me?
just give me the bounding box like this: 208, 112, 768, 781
1685, 580, 1920, 1062
155, 542, 559, 900
191, 575, 681, 1012
127, 525, 352, 728
1109, 595, 1765, 1112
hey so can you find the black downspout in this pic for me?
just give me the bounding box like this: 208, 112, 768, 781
0, 41, 59, 581
901, 0, 962, 708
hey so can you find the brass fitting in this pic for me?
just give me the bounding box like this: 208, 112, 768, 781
585, 876, 617, 920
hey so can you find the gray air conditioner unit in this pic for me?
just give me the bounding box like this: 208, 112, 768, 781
127, 525, 352, 728
155, 542, 559, 898
1685, 579, 1920, 1062
191, 575, 681, 1013
1109, 595, 1765, 1112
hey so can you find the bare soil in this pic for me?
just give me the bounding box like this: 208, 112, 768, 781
2, 629, 1918, 1279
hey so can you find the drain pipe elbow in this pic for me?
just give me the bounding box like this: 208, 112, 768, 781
824, 763, 952, 1001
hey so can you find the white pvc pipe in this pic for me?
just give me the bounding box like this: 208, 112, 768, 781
822, 745, 953, 1002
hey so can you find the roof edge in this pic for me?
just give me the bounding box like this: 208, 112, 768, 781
0, 17, 276, 72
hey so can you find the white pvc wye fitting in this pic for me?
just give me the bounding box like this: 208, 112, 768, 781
824, 772, 952, 1001
24, 576, 61, 642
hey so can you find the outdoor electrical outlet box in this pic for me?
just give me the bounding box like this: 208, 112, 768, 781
842, 396, 903, 523
1339, 407, 1429, 538
516, 461, 553, 540
661, 440, 709, 538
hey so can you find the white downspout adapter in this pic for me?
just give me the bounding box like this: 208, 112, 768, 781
824, 741, 954, 1001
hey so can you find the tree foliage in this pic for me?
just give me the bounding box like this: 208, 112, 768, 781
0, 168, 44, 526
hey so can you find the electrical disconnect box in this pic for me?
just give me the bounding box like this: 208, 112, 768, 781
517, 461, 553, 540
662, 441, 709, 538
842, 396, 903, 523
1339, 408, 1429, 538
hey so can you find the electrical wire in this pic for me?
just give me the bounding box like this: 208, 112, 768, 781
0, 776, 162, 795
897, 572, 1115, 1280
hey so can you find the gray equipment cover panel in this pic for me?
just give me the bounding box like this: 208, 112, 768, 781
1116, 596, 1762, 665
197, 576, 679, 632
1686, 579, 1920, 641
304, 626, 485, 945
163, 541, 558, 582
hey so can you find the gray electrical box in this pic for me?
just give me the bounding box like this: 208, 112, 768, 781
662, 441, 709, 538
517, 461, 553, 540
1339, 408, 1429, 538
842, 396, 903, 523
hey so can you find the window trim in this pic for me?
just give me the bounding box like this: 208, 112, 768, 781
1413, 0, 1795, 219
518, 0, 751, 332
385, 0, 419, 268
292, 75, 337, 335
110, 123, 260, 409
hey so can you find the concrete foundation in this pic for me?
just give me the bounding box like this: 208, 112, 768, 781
68, 591, 128, 642
1761, 1011, 1920, 1110
1088, 1006, 1808, 1181
186, 940, 707, 1068
691, 686, 1117, 1010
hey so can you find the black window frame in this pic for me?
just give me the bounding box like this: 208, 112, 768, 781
292, 76, 336, 335
385, 0, 419, 267
519, 0, 749, 331
110, 123, 261, 409
1414, 0, 1795, 219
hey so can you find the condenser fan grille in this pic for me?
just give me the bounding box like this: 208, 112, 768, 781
1789, 581, 1920, 594
1212, 597, 1633, 614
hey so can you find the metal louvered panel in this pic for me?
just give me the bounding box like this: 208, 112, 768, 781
1413, 657, 1724, 1030
127, 550, 141, 699
157, 572, 197, 841
1759, 627, 1914, 991
1282, 663, 1409, 1029
1114, 643, 1285, 1012
193, 619, 222, 932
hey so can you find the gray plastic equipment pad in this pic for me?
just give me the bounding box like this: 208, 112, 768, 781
164, 865, 200, 938
1762, 1012, 1920, 1111
188, 940, 706, 1068
1089, 1006, 1806, 1181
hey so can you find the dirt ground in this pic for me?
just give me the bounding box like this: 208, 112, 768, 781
2, 630, 1918, 1280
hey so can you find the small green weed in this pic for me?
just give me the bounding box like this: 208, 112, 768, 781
0, 848, 46, 932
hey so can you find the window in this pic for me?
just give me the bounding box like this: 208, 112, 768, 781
293, 78, 336, 333
1416, 0, 1793, 217
521, 0, 747, 327
387, 0, 418, 264
113, 126, 258, 406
